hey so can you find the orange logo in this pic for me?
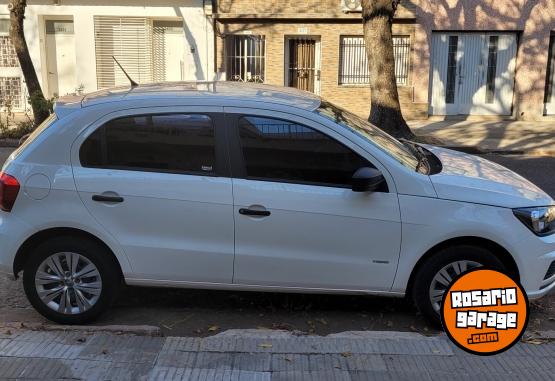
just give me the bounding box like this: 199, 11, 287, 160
441, 268, 529, 355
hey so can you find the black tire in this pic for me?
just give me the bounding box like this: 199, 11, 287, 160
23, 236, 120, 324
412, 245, 506, 328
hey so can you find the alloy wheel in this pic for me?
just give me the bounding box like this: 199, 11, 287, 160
34, 252, 102, 315
429, 260, 481, 313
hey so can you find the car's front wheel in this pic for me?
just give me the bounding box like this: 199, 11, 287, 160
412, 245, 506, 327
23, 236, 120, 324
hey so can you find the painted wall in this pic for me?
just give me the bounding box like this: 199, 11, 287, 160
0, 0, 214, 98
411, 0, 555, 120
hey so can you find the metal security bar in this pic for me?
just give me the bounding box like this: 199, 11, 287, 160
225, 35, 265, 83
288, 38, 317, 93
339, 36, 411, 86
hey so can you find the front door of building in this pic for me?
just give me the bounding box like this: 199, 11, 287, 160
45, 20, 77, 98
285, 37, 321, 94
153, 21, 186, 82
430, 33, 517, 116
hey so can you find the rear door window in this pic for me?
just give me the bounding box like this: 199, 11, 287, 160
80, 114, 216, 175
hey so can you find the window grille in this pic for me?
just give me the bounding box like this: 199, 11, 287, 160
225, 35, 265, 83
339, 36, 411, 86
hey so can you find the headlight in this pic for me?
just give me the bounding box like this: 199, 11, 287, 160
513, 206, 555, 236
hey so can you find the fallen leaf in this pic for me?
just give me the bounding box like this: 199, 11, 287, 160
76, 337, 87, 343
284, 356, 293, 362
341, 352, 352, 358
208, 325, 220, 332
101, 348, 109, 355
258, 343, 273, 349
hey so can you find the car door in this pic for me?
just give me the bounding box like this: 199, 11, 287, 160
72, 107, 235, 284
226, 109, 402, 291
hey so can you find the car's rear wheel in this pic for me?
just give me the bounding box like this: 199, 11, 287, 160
23, 236, 120, 324
412, 245, 506, 327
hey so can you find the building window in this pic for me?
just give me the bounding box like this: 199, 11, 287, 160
485, 36, 499, 104
0, 19, 18, 68
445, 35, 458, 104
225, 35, 265, 83
339, 36, 411, 86
545, 35, 555, 115
0, 77, 22, 109
94, 17, 185, 89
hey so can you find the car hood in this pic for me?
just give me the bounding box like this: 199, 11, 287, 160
424, 146, 554, 208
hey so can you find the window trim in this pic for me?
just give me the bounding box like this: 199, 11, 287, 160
338, 35, 411, 87
79, 112, 229, 178
228, 113, 388, 192
225, 34, 266, 83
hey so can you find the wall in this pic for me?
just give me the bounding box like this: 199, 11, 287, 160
216, 21, 426, 119
411, 0, 555, 120
0, 0, 214, 98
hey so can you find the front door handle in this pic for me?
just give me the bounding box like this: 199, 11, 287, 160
239, 208, 271, 217
92, 194, 124, 203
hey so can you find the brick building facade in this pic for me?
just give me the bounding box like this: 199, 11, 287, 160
213, 0, 555, 121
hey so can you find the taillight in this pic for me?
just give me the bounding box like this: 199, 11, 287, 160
0, 172, 20, 212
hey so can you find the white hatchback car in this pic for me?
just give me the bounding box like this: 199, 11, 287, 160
1, 82, 554, 325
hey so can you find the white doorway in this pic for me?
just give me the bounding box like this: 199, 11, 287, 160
153, 20, 186, 82
430, 33, 517, 116
285, 37, 321, 94
45, 19, 77, 98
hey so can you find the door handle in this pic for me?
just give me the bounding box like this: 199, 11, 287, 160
92, 194, 124, 203
239, 208, 271, 217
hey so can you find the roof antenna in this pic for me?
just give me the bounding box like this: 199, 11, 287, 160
112, 56, 138, 87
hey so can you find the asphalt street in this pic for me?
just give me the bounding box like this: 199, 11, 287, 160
0, 146, 553, 336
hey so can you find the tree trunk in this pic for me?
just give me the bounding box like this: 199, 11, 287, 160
362, 0, 415, 139
9, 0, 49, 126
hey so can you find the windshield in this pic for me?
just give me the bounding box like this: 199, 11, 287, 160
315, 101, 419, 170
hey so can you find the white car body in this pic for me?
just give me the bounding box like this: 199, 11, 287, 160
0, 82, 554, 307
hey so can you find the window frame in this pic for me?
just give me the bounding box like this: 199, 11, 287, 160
338, 35, 411, 87
226, 112, 388, 192
225, 34, 266, 83
78, 111, 230, 178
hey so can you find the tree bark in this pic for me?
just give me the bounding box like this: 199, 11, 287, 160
9, 0, 50, 126
362, 0, 415, 139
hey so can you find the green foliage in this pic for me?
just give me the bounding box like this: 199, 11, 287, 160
29, 91, 54, 117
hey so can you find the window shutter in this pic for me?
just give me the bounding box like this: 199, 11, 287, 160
94, 16, 153, 89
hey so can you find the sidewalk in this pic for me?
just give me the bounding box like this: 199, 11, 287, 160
0, 328, 554, 380
409, 119, 555, 156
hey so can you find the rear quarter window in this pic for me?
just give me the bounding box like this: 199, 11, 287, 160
4, 115, 57, 167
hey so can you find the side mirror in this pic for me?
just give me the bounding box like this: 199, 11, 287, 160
351, 167, 385, 192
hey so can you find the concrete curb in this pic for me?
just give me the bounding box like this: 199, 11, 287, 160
439, 145, 555, 157
0, 322, 162, 336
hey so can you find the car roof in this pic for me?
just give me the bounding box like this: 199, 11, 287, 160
54, 81, 322, 118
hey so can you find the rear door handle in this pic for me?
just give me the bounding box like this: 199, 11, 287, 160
92, 194, 124, 203
239, 208, 271, 217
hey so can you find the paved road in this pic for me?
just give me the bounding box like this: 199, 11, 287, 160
0, 148, 553, 336
0, 329, 554, 380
